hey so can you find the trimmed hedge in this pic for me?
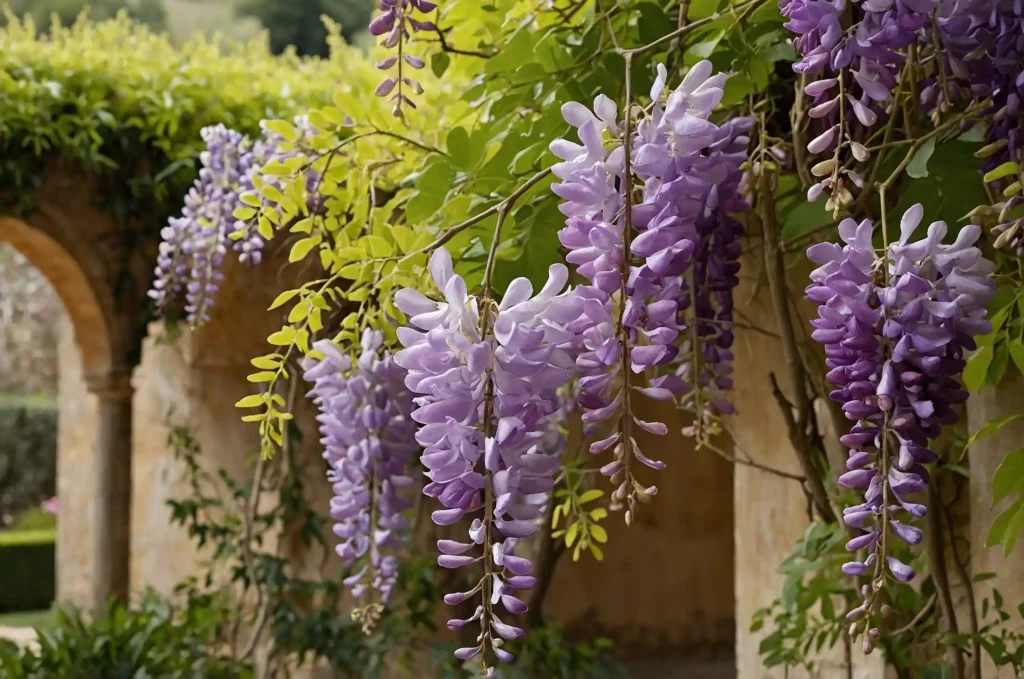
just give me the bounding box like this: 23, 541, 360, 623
0, 529, 55, 613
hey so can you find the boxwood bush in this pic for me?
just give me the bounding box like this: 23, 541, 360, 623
0, 529, 55, 613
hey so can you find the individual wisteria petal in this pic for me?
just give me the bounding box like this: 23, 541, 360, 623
395, 248, 578, 665
806, 204, 994, 650
301, 329, 418, 629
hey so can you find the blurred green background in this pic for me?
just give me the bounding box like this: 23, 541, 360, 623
3, 0, 376, 55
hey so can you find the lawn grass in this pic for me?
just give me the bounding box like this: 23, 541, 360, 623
0, 608, 54, 630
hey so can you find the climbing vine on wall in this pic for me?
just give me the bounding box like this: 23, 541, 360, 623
132, 0, 1024, 675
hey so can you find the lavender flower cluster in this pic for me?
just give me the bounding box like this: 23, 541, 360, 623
302, 329, 418, 631
149, 125, 262, 326
149, 119, 317, 327
550, 61, 751, 513
782, 0, 1024, 212
369, 0, 438, 117
806, 204, 994, 650
394, 249, 579, 666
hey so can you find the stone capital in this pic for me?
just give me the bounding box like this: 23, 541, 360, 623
84, 367, 135, 399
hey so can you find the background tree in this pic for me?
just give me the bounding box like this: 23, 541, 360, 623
235, 0, 372, 56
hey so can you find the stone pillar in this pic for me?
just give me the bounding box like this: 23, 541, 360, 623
967, 369, 1024, 678
85, 367, 135, 611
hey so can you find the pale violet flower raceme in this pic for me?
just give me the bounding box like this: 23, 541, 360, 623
551, 60, 751, 517
148, 118, 319, 326
394, 249, 579, 666
806, 204, 994, 652
302, 329, 418, 631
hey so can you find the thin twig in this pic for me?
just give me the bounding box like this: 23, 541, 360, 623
758, 135, 836, 522
426, 27, 495, 58
703, 439, 806, 482
412, 168, 553, 257
891, 593, 937, 636
370, 127, 446, 155
944, 483, 981, 679
927, 480, 965, 678
241, 373, 300, 665
615, 0, 761, 57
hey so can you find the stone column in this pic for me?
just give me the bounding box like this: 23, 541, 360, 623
84, 367, 135, 612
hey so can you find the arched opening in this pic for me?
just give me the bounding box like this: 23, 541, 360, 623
0, 241, 63, 631
540, 399, 737, 677
0, 216, 126, 637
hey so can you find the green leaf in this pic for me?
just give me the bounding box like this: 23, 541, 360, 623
289, 237, 319, 263
988, 342, 1009, 386
267, 327, 296, 346
1010, 341, 1024, 377
251, 355, 280, 370
781, 199, 833, 242
590, 524, 608, 543
963, 342, 994, 391
247, 372, 276, 383
268, 290, 300, 310
263, 120, 297, 143
906, 138, 936, 179
363, 235, 393, 258
578, 489, 603, 504
565, 522, 579, 548
992, 448, 1024, 505
986, 498, 1024, 556
431, 52, 450, 78
983, 162, 1020, 183
234, 394, 264, 408
446, 127, 471, 169
688, 0, 724, 21
965, 414, 1024, 452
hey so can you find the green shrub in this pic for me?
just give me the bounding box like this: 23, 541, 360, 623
0, 401, 57, 520
0, 529, 54, 613
0, 589, 248, 678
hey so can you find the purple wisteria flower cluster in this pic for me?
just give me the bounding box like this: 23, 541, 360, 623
550, 60, 751, 516
394, 249, 579, 668
149, 125, 257, 326
781, 0, 933, 197
302, 329, 418, 632
781, 0, 1024, 213
806, 204, 994, 651
149, 119, 317, 327
369, 0, 438, 117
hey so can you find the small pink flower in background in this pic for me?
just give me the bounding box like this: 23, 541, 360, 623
42, 497, 57, 515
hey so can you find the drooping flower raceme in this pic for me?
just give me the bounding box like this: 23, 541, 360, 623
302, 329, 418, 632
394, 249, 579, 667
369, 0, 438, 117
551, 60, 750, 517
806, 204, 994, 651
149, 125, 250, 326
149, 119, 319, 326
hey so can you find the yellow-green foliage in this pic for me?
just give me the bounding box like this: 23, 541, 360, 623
0, 11, 372, 213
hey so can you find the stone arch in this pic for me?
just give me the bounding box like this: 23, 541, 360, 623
0, 202, 135, 610
0, 216, 112, 378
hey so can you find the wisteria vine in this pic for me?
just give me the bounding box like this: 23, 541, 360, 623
138, 0, 1024, 669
